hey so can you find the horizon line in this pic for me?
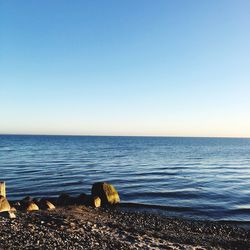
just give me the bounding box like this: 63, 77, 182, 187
0, 133, 250, 139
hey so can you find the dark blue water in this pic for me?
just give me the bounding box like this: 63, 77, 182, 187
0, 135, 250, 221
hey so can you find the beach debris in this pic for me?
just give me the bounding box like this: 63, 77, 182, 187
91, 182, 120, 205
90, 196, 101, 208
0, 211, 16, 219
39, 199, 55, 210
0, 195, 11, 212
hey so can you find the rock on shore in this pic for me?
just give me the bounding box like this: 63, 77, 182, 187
0, 195, 10, 212
92, 182, 120, 205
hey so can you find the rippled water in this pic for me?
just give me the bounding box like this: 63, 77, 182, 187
0, 135, 250, 221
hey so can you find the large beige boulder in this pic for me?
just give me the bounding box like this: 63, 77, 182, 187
0, 195, 11, 212
91, 182, 120, 205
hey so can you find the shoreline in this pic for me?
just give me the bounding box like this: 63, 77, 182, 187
119, 202, 250, 229
7, 197, 250, 225
9, 198, 250, 226
1, 204, 249, 249
1, 179, 249, 249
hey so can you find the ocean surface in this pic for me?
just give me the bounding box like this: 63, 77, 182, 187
0, 135, 250, 222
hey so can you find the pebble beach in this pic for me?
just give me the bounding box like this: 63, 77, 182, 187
0, 204, 249, 250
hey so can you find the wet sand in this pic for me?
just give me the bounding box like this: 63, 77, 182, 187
0, 205, 249, 250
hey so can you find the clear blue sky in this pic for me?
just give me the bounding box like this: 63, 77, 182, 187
0, 0, 249, 137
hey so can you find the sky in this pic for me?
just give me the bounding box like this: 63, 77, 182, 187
0, 0, 250, 137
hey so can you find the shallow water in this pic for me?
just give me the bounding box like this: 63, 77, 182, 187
0, 135, 250, 221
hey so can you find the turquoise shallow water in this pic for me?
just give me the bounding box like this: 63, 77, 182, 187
0, 135, 250, 221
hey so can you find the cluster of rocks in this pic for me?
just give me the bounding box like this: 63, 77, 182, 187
0, 182, 120, 219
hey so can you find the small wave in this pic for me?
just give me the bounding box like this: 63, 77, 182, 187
226, 208, 250, 215
119, 202, 195, 212
0, 147, 15, 152
125, 191, 199, 199
114, 154, 127, 158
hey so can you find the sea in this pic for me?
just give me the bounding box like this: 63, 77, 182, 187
0, 135, 250, 222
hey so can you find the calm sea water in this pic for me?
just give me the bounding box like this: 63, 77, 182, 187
0, 135, 250, 221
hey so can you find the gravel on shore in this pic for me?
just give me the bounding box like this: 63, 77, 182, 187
0, 205, 249, 250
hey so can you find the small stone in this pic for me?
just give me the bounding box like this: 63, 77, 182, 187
10, 207, 17, 212
25, 202, 39, 212
39, 199, 55, 210
0, 211, 16, 219
91, 196, 101, 208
